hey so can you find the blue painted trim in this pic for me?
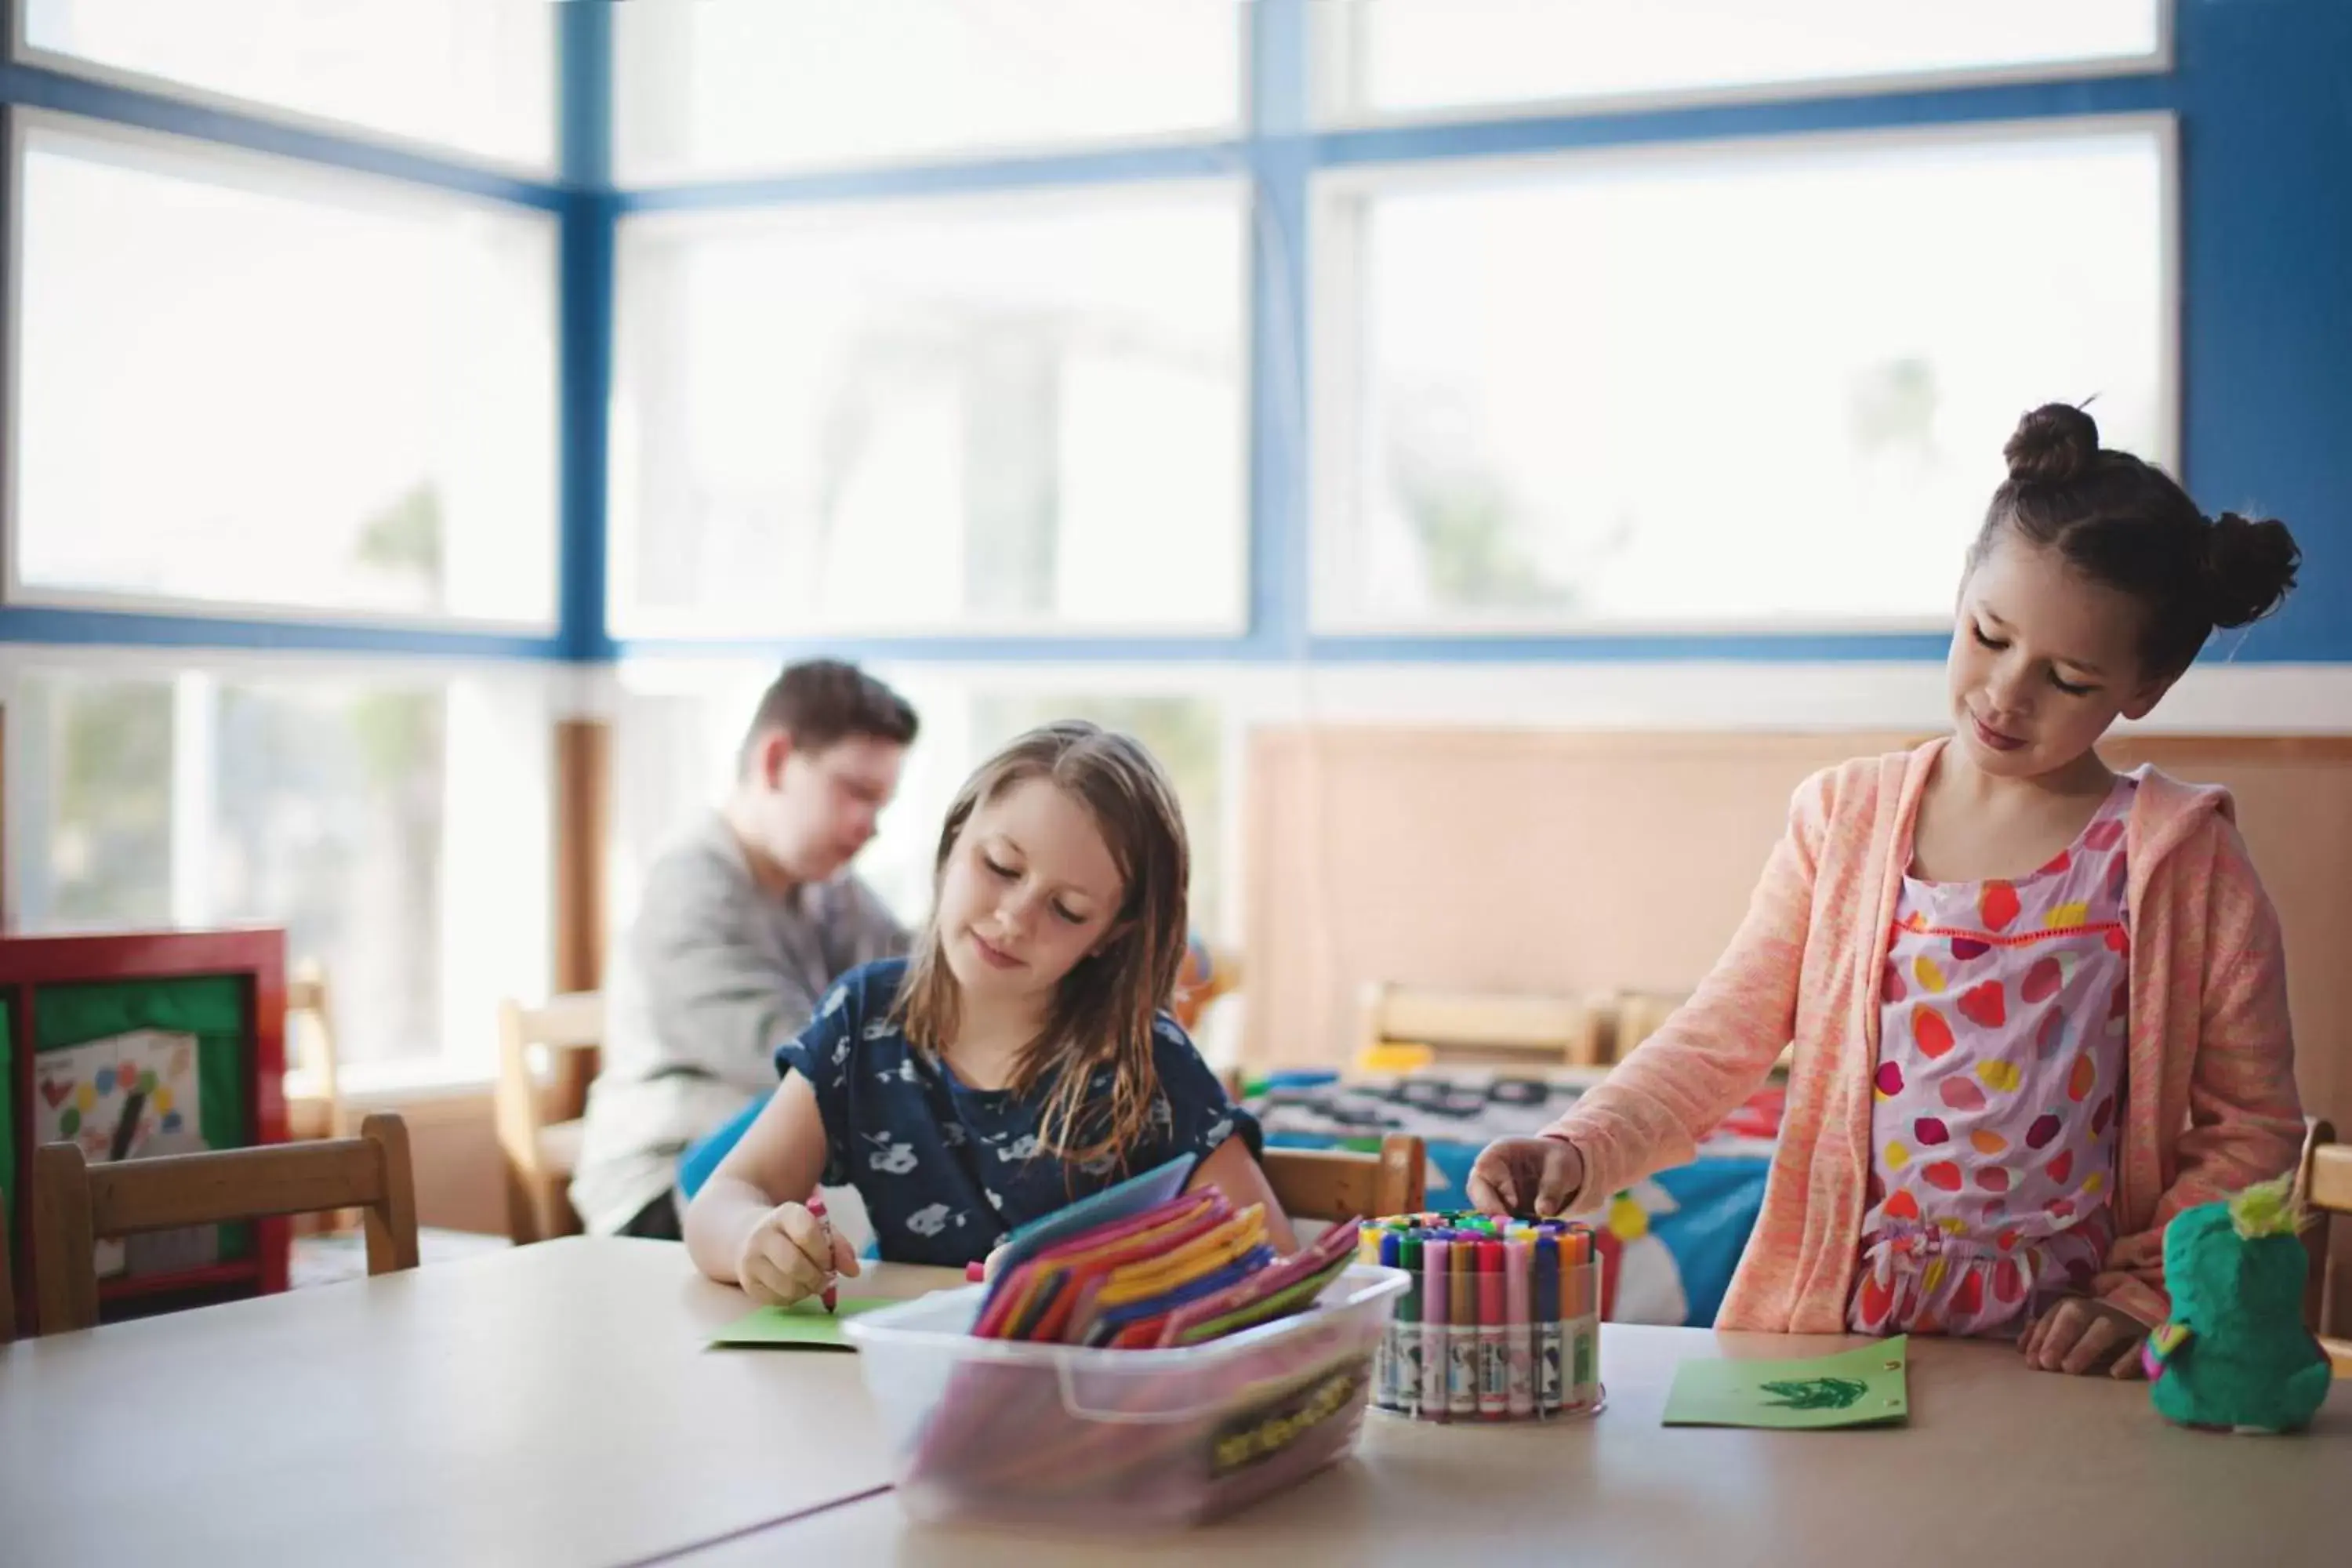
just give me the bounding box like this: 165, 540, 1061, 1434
558, 195, 615, 664
612, 76, 2174, 216
0, 604, 568, 659
608, 628, 1962, 666
0, 60, 565, 209
617, 140, 1251, 212
1308, 72, 2176, 171
559, 1, 612, 193
610, 626, 2328, 668
557, 4, 616, 662
613, 633, 1276, 665
1307, 632, 1958, 664
1247, 0, 1312, 657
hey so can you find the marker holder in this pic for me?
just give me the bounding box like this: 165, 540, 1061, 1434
1363, 1214, 1606, 1426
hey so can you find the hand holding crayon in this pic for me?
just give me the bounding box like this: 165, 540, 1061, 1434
1465, 1134, 1585, 1219
734, 1196, 859, 1310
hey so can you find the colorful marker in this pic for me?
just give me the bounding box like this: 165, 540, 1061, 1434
1375, 1231, 1401, 1408
1537, 1233, 1563, 1415
1573, 1231, 1598, 1402
1478, 1240, 1507, 1420
1422, 1237, 1450, 1423
1448, 1237, 1477, 1420
1505, 1236, 1534, 1418
1396, 1235, 1424, 1419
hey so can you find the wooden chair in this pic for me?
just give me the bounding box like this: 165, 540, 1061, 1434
1606, 989, 1685, 1062
1610, 987, 1796, 1073
1263, 1132, 1427, 1224
494, 993, 603, 1244
284, 964, 354, 1232
2300, 1117, 2351, 1377
1358, 983, 1604, 1071
30, 1112, 419, 1335
284, 963, 345, 1142
1173, 941, 1241, 1033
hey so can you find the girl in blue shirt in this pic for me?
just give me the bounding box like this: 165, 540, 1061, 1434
686, 721, 1292, 1305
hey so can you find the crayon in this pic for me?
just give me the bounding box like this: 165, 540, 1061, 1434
1422, 1238, 1450, 1424
805, 1194, 839, 1313
1448, 1240, 1476, 1420
1477, 1240, 1507, 1419
111, 1089, 147, 1162
1505, 1237, 1534, 1418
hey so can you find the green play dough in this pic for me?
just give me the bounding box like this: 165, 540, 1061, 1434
2147, 1185, 2331, 1434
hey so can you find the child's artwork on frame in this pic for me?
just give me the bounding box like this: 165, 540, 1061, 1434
34, 1029, 212, 1278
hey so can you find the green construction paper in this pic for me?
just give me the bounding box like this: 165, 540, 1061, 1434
1663, 1337, 1910, 1429
710, 1295, 902, 1349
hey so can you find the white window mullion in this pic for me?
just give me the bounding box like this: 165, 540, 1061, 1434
168, 670, 217, 928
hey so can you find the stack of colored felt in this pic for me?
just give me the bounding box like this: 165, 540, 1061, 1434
901, 1207, 1385, 1523
1358, 1211, 1602, 1423
973, 1189, 1363, 1349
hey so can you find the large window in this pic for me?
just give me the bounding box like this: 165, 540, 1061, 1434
611, 188, 1248, 637
1317, 0, 2165, 122
614, 0, 1240, 183
1315, 122, 2171, 631
18, 0, 556, 168
9, 114, 561, 628
4, 663, 552, 1076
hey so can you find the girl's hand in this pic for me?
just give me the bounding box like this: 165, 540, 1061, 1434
2020, 1295, 2148, 1378
735, 1200, 862, 1307
1467, 1135, 1585, 1219
981, 1242, 1011, 1282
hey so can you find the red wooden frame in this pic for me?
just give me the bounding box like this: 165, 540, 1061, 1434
2, 928, 289, 1330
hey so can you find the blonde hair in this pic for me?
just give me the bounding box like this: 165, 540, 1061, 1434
893, 721, 1191, 1171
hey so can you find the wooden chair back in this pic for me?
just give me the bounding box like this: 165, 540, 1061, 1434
1262, 1133, 1427, 1224
285, 964, 344, 1138
1607, 989, 1685, 1062
2299, 1118, 2350, 1377
1359, 983, 1602, 1070
31, 1112, 419, 1334
494, 993, 603, 1243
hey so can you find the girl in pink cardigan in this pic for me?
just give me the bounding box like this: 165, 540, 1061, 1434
1472, 405, 2307, 1377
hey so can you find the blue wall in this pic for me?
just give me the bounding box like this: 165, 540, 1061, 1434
2, 0, 2346, 666
2172, 0, 2352, 663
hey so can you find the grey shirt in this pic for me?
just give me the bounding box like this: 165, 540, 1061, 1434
569, 811, 908, 1234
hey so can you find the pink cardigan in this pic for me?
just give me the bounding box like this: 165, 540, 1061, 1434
1548, 739, 2305, 1331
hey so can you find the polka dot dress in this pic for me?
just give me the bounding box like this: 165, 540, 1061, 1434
1850, 777, 2133, 1337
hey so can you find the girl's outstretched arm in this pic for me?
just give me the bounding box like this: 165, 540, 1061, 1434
1535, 770, 1833, 1207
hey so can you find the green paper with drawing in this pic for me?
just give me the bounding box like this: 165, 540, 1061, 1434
1663, 1337, 1910, 1428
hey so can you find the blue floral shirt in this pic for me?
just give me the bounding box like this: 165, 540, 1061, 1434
774, 959, 1261, 1267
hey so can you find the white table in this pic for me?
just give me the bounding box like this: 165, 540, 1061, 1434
680, 1325, 2352, 1568
0, 1239, 954, 1568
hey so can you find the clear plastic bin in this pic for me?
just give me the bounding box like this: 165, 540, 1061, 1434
842, 1264, 1410, 1530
